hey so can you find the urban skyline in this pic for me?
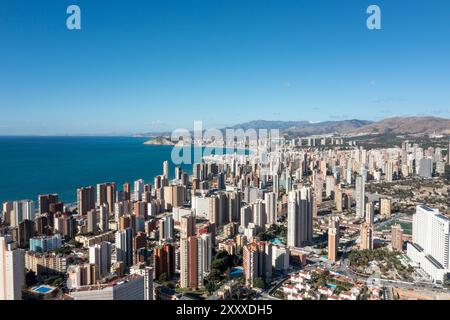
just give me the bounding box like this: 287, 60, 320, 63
1, 133, 450, 301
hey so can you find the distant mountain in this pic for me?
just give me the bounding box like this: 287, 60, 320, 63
226, 119, 372, 136
138, 116, 450, 139
226, 120, 310, 131
350, 116, 450, 135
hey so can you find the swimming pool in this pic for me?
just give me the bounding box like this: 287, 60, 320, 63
32, 286, 52, 294
271, 238, 283, 245
230, 268, 243, 277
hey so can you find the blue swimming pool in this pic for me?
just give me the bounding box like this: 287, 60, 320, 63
230, 268, 243, 277
327, 284, 337, 289
271, 238, 283, 245
33, 286, 52, 294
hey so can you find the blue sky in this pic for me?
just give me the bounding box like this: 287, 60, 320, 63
0, 0, 449, 135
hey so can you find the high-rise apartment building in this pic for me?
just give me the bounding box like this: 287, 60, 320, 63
99, 204, 109, 232
391, 224, 403, 251
0, 235, 25, 300
355, 175, 365, 219
264, 192, 277, 226
380, 198, 392, 217
38, 194, 59, 214
134, 179, 144, 202
180, 214, 196, 238
115, 228, 133, 269
287, 187, 313, 248
163, 160, 169, 178
180, 236, 198, 289
328, 217, 340, 262
89, 242, 112, 279
365, 202, 374, 225
407, 205, 450, 282
87, 209, 98, 234
164, 185, 185, 210
252, 200, 266, 231
77, 186, 95, 216
154, 243, 175, 280
97, 182, 116, 213
359, 222, 373, 250
243, 241, 272, 287
12, 200, 34, 227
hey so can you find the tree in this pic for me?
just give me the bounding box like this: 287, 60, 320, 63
254, 278, 266, 289
205, 281, 218, 294
25, 270, 37, 287
159, 273, 168, 283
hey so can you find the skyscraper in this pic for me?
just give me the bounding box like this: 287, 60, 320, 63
163, 160, 169, 178
197, 233, 212, 278
287, 187, 313, 248
154, 243, 175, 280
38, 194, 59, 214
163, 185, 185, 210
264, 192, 277, 226
99, 203, 109, 232
355, 175, 365, 219
2, 202, 13, 225
77, 186, 95, 216
385, 161, 394, 182
180, 214, 196, 238
123, 182, 131, 201
243, 241, 272, 287
89, 242, 112, 278
180, 236, 198, 289
418, 157, 433, 178
365, 202, 374, 226
252, 200, 266, 231
407, 205, 450, 281
390, 224, 403, 252
159, 215, 174, 241
272, 174, 279, 196
380, 198, 392, 217
359, 223, 373, 250
448, 140, 450, 165
87, 209, 98, 234
0, 235, 25, 300
12, 200, 34, 227
97, 182, 116, 213
134, 179, 144, 202
115, 228, 133, 269
328, 217, 340, 262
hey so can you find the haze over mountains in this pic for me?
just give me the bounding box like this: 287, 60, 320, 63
226, 117, 450, 136
225, 119, 372, 136
139, 116, 450, 138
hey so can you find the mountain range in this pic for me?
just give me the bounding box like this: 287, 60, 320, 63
138, 116, 450, 138
226, 116, 450, 137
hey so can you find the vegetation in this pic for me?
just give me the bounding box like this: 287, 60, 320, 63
358, 285, 370, 300
257, 224, 287, 243
254, 277, 267, 289
307, 270, 352, 295
445, 165, 450, 183
67, 239, 83, 249
348, 249, 414, 281
43, 275, 64, 287
443, 274, 450, 289
54, 246, 72, 255
204, 250, 241, 293
158, 273, 168, 283
25, 270, 37, 287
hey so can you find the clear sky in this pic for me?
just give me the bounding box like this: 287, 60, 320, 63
1, 0, 449, 135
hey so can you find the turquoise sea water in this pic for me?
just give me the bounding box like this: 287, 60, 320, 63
0, 136, 244, 204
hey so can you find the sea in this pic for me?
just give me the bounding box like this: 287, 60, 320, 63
0, 136, 245, 204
